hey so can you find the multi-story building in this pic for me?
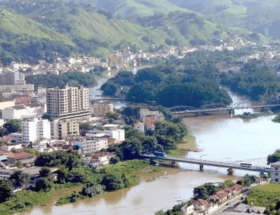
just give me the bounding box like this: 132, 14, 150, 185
271, 161, 280, 183
0, 71, 26, 85
2, 104, 46, 120
46, 85, 90, 119
51, 119, 82, 139
102, 124, 125, 143
91, 103, 114, 117
47, 85, 91, 139
75, 134, 109, 154
22, 118, 51, 145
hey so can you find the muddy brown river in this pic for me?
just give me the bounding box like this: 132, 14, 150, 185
24, 91, 280, 215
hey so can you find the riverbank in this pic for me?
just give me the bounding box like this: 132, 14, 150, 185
54, 161, 181, 206
0, 182, 83, 215
168, 134, 200, 157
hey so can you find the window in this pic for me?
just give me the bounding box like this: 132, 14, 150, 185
276, 168, 278, 170
276, 173, 279, 176
276, 179, 279, 182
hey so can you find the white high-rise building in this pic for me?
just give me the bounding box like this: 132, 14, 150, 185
22, 118, 51, 145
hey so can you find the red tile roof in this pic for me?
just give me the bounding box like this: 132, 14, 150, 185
15, 96, 32, 105
230, 184, 243, 192
0, 149, 9, 155
2, 135, 12, 142
92, 152, 115, 159
193, 199, 210, 207
210, 191, 228, 200
8, 151, 34, 160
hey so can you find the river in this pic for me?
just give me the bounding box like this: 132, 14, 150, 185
24, 88, 280, 215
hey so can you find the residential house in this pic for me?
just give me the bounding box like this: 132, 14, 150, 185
230, 184, 243, 194
10, 133, 23, 143
182, 204, 194, 215
7, 151, 35, 166
89, 152, 115, 168
3, 143, 22, 152
209, 190, 228, 203
193, 199, 211, 211
134, 121, 145, 133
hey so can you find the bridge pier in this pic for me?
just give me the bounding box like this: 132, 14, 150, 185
227, 168, 234, 175
199, 164, 204, 172
260, 172, 265, 178
229, 109, 235, 118
171, 161, 177, 166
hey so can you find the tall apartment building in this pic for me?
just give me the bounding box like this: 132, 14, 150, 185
0, 71, 26, 85
47, 85, 91, 139
22, 118, 51, 145
47, 85, 90, 119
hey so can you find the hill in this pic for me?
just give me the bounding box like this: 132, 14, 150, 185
0, 0, 229, 60
168, 0, 280, 39
0, 8, 75, 65
67, 0, 187, 19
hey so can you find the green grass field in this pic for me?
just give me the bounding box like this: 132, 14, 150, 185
247, 184, 280, 207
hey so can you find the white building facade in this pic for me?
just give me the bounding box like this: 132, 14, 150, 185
75, 135, 109, 154
271, 161, 280, 183
22, 118, 51, 145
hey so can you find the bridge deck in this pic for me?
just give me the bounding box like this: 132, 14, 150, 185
172, 104, 280, 114
141, 155, 271, 173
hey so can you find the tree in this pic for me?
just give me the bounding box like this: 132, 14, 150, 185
35, 178, 52, 192
193, 183, 218, 200
9, 170, 30, 188
101, 81, 117, 96
57, 167, 68, 184
81, 183, 104, 197
4, 120, 22, 134
39, 167, 51, 178
135, 69, 164, 84
126, 81, 157, 103
101, 172, 125, 191
109, 156, 120, 164
0, 179, 13, 203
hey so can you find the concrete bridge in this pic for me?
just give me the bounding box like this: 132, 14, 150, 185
141, 155, 271, 175
90, 97, 126, 103
170, 103, 280, 117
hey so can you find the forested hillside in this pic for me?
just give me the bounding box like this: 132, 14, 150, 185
169, 0, 280, 39
0, 0, 229, 64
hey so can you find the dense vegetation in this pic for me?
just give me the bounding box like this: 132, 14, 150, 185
106, 106, 187, 160
0, 0, 231, 64
26, 72, 97, 89
246, 184, 280, 214
56, 160, 147, 205
267, 150, 280, 164
101, 57, 233, 108
221, 60, 280, 101
169, 0, 277, 41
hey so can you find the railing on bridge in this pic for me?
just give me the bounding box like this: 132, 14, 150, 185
141, 155, 271, 173
168, 103, 280, 114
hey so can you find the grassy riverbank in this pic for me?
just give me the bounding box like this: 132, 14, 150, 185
246, 183, 280, 208
0, 182, 83, 215
0, 160, 151, 215
55, 160, 170, 206
236, 112, 273, 120
168, 134, 199, 157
